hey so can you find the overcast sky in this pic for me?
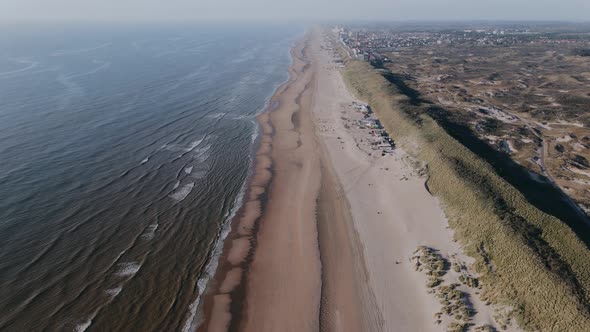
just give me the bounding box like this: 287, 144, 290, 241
1, 0, 589, 22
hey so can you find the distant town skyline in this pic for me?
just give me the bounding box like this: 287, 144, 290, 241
1, 0, 589, 22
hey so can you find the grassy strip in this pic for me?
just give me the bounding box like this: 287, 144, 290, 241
342, 59, 590, 331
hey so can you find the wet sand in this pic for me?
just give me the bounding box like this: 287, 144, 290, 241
196, 35, 325, 332
239, 33, 323, 331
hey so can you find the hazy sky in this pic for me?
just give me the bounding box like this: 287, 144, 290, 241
1, 0, 589, 21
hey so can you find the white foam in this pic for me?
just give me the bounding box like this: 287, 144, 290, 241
185, 139, 205, 152
184, 67, 208, 80
169, 183, 195, 202
181, 175, 249, 332
74, 320, 92, 332
51, 43, 110, 56
194, 145, 212, 162
191, 169, 208, 179
105, 287, 122, 298
206, 112, 226, 120
230, 114, 254, 120
141, 223, 159, 240
181, 119, 260, 332
116, 262, 141, 277
141, 158, 149, 164
184, 166, 194, 174
173, 181, 180, 190
181, 39, 294, 331
250, 119, 260, 143
0, 59, 39, 77
69, 60, 111, 78
162, 138, 209, 154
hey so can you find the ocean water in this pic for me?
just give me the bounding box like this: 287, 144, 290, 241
0, 22, 300, 331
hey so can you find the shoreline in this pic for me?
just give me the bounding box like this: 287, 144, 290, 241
181, 46, 297, 331
192, 38, 310, 332
179, 32, 298, 331
181, 52, 295, 332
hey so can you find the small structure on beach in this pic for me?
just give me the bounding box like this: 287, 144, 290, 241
352, 101, 395, 154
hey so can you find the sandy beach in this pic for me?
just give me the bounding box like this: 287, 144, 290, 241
311, 29, 504, 331
196, 28, 504, 332
196, 35, 323, 332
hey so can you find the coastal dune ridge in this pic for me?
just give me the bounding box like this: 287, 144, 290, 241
339, 31, 590, 331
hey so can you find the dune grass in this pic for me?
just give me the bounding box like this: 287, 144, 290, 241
414, 246, 476, 330
342, 58, 590, 331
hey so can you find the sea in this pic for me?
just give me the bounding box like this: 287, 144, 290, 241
0, 22, 301, 331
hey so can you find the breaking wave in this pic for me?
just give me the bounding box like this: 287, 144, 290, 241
169, 183, 195, 202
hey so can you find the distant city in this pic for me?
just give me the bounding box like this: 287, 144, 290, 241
337, 23, 590, 62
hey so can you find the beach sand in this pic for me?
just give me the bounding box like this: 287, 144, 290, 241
312, 29, 503, 331
196, 36, 323, 332
195, 28, 502, 332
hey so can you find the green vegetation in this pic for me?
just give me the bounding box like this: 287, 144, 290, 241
414, 246, 475, 330
436, 284, 474, 322
573, 48, 590, 57
450, 255, 481, 289
474, 325, 496, 332
458, 274, 479, 289
493, 308, 515, 331
447, 321, 472, 332
412, 246, 446, 288
342, 57, 590, 331
413, 246, 448, 276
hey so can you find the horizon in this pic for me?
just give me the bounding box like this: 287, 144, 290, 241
2, 18, 590, 25
2, 0, 590, 22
